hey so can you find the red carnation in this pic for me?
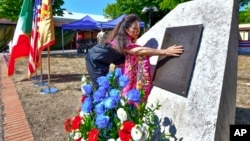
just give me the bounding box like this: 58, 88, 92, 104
88, 128, 99, 141
119, 121, 135, 141
71, 115, 82, 130
64, 118, 72, 132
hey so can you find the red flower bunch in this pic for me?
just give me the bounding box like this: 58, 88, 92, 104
64, 116, 82, 133
119, 121, 135, 141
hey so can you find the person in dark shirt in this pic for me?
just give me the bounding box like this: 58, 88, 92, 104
85, 43, 125, 87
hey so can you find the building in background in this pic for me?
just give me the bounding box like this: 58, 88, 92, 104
0, 11, 109, 52
239, 24, 250, 54
239, 23, 250, 40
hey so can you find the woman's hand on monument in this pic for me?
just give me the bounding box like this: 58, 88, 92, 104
164, 45, 184, 56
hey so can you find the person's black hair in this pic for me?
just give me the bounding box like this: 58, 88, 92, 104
104, 14, 140, 53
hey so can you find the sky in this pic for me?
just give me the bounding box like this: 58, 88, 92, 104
63, 0, 116, 15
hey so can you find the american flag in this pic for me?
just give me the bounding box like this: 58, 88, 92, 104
28, 0, 41, 78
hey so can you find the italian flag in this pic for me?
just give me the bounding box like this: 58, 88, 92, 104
8, 0, 33, 76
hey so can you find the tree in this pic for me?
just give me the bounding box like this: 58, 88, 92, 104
240, 0, 250, 7
159, 0, 189, 10
239, 0, 250, 23
0, 0, 22, 21
239, 6, 250, 23
0, 0, 65, 21
104, 0, 250, 26
103, 0, 175, 28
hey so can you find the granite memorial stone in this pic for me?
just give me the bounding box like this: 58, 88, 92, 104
136, 0, 238, 140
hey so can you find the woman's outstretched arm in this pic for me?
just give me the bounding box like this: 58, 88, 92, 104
124, 45, 184, 56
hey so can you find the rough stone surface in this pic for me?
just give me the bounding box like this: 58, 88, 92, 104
137, 0, 238, 140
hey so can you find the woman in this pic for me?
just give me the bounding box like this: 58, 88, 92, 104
86, 14, 183, 99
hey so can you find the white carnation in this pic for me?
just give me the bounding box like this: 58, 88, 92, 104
116, 138, 121, 141
131, 125, 143, 141
107, 139, 116, 141
117, 108, 127, 122
73, 132, 82, 140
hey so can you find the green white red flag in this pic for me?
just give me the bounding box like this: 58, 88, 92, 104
8, 0, 33, 76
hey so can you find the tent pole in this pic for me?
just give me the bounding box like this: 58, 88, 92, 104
62, 28, 64, 53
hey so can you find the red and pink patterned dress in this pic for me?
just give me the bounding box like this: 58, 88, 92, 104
111, 36, 152, 101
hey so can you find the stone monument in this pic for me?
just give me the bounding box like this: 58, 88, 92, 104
136, 0, 238, 140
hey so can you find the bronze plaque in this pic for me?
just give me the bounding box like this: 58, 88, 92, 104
153, 24, 203, 97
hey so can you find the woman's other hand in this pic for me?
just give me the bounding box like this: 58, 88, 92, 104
164, 45, 184, 56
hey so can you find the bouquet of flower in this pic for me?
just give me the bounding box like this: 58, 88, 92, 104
64, 68, 161, 141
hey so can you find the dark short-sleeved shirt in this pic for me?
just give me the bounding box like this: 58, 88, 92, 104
86, 43, 125, 76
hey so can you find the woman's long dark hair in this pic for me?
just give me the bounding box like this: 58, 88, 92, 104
104, 14, 140, 53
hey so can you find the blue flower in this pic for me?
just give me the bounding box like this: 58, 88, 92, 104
109, 89, 121, 102
115, 68, 122, 77
93, 87, 106, 102
103, 97, 117, 109
106, 72, 113, 79
97, 76, 110, 89
127, 88, 141, 103
95, 114, 110, 129
119, 75, 129, 88
81, 97, 93, 113
83, 84, 92, 94
94, 102, 106, 115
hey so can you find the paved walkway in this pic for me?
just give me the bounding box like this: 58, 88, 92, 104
0, 53, 34, 141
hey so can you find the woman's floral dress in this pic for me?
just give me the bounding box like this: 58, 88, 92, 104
111, 37, 152, 101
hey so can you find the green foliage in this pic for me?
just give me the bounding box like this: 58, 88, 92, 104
51, 0, 65, 17
103, 3, 122, 19
0, 0, 23, 21
159, 0, 190, 10
103, 0, 174, 28
0, 0, 65, 22
103, 0, 250, 26
240, 6, 250, 23
240, 0, 250, 7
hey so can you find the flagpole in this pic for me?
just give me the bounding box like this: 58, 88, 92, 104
38, 0, 57, 94
47, 47, 50, 90
30, 50, 40, 81
34, 53, 48, 87
41, 47, 58, 94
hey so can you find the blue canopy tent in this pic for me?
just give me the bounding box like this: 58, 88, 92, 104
99, 14, 145, 29
61, 15, 100, 52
